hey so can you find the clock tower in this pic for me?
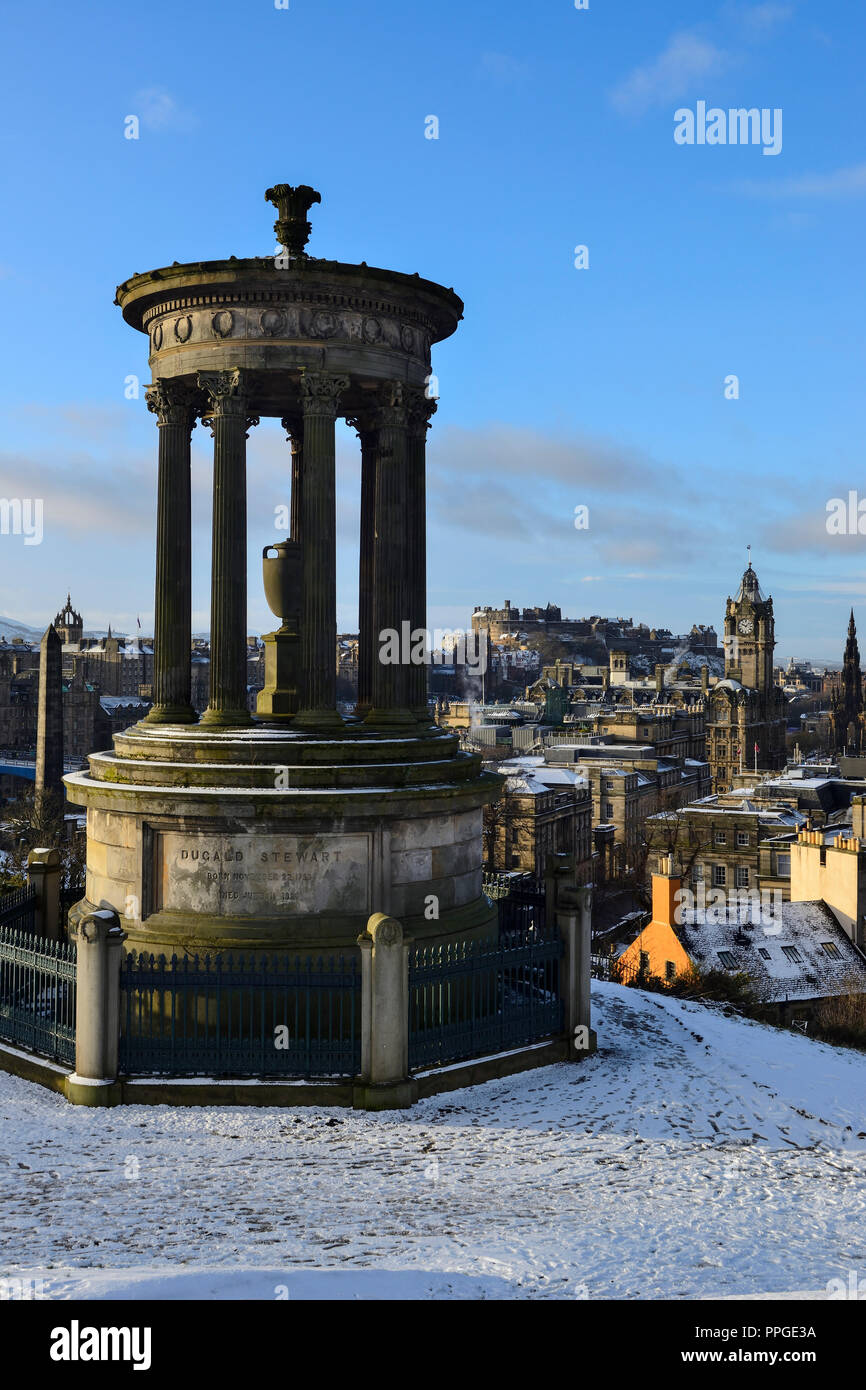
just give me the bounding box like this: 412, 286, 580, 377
723, 561, 775, 692
706, 559, 787, 791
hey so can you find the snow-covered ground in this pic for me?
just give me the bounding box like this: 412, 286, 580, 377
2, 980, 866, 1300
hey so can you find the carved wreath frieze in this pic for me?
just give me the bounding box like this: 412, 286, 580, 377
145, 301, 431, 362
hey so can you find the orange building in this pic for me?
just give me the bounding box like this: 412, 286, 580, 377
616, 856, 691, 984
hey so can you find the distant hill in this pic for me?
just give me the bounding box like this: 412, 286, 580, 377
0, 616, 127, 645
0, 616, 44, 643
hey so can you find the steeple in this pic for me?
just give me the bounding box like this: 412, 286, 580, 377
53, 593, 83, 646
832, 608, 864, 755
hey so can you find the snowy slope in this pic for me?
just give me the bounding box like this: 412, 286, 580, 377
2, 980, 866, 1300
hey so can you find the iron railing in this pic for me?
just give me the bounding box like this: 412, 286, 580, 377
119, 952, 361, 1078
0, 885, 37, 932
483, 872, 547, 936
408, 927, 563, 1071
0, 922, 76, 1064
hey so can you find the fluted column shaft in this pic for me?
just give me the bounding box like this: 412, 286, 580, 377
144, 382, 197, 724
365, 383, 414, 728
199, 370, 257, 727
294, 372, 349, 729
407, 390, 436, 722
282, 414, 304, 543
348, 412, 378, 716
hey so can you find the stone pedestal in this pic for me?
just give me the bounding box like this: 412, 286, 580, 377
65, 722, 502, 959
256, 628, 301, 721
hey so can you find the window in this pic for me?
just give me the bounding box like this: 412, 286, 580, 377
735, 867, 749, 888
665, 960, 676, 982
820, 941, 842, 959
691, 862, 704, 882
604, 779, 615, 791
713, 865, 727, 887
776, 853, 791, 877
605, 802, 614, 819
736, 831, 749, 847
781, 946, 802, 964
758, 948, 771, 960
718, 951, 737, 968
715, 830, 727, 846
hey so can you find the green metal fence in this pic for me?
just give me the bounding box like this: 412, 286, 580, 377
0, 886, 37, 933
408, 927, 564, 1071
0, 918, 77, 1065
119, 952, 361, 1078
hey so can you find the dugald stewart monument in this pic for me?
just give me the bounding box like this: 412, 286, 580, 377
65, 184, 501, 958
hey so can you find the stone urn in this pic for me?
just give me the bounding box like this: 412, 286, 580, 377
262, 539, 301, 628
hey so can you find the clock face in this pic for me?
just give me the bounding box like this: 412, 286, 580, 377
738, 618, 754, 635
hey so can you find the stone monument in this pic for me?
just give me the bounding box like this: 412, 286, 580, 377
65, 183, 501, 958
36, 624, 64, 812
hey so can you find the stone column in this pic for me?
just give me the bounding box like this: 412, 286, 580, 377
35, 624, 63, 812
347, 410, 378, 718
355, 913, 416, 1110
27, 847, 62, 941
364, 383, 415, 730
557, 884, 595, 1057
143, 380, 197, 724
293, 372, 349, 730
406, 389, 436, 725
198, 370, 258, 727
68, 908, 126, 1107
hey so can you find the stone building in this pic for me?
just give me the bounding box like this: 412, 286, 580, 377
568, 704, 706, 762
482, 756, 594, 881
645, 794, 805, 901
705, 561, 787, 791
545, 728, 711, 875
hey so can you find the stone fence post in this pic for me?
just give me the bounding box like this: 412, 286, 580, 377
67, 908, 126, 1107
557, 884, 597, 1060
27, 847, 62, 941
355, 912, 417, 1110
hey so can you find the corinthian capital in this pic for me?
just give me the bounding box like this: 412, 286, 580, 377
373, 380, 410, 431
145, 380, 199, 429
405, 384, 437, 437
300, 372, 350, 418
198, 369, 258, 436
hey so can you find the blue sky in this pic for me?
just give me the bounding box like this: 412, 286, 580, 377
1, 0, 864, 660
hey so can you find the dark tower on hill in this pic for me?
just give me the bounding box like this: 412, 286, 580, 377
830, 610, 865, 755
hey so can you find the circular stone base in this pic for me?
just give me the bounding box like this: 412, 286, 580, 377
64, 721, 503, 958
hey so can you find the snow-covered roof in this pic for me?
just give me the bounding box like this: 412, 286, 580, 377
681, 901, 866, 1002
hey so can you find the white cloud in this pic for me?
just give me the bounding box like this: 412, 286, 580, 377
729, 163, 866, 199
723, 1, 794, 37
134, 88, 197, 134
479, 51, 529, 83
610, 31, 730, 115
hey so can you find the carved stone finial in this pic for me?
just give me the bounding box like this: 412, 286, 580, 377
265, 183, 322, 259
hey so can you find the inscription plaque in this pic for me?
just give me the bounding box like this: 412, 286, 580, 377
157, 831, 370, 917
